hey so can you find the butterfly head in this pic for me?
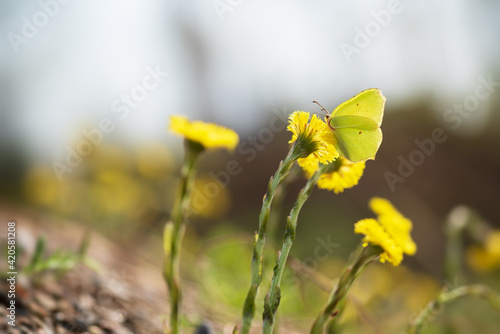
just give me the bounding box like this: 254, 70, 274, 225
312, 101, 333, 128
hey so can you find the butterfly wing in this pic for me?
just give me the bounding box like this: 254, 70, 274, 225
327, 88, 385, 162
331, 88, 385, 126
330, 115, 382, 162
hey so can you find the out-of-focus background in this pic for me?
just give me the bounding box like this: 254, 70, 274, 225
1, 1, 500, 332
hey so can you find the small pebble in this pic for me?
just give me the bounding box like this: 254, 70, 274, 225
88, 325, 105, 334
34, 291, 58, 311
27, 300, 49, 318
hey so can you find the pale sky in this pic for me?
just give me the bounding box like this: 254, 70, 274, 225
1, 0, 498, 162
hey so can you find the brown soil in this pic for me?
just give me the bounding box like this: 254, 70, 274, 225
0, 206, 168, 334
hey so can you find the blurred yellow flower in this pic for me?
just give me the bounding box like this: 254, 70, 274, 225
136, 143, 175, 179
24, 165, 60, 207
189, 176, 231, 219
87, 144, 131, 172
287, 111, 339, 167
303, 157, 365, 194
92, 169, 154, 219
466, 230, 500, 272
354, 197, 416, 266
486, 231, 500, 256
169, 115, 239, 151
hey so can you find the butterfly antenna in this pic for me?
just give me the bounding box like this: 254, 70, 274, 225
312, 101, 329, 115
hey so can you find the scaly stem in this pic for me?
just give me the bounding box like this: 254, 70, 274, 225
407, 284, 500, 334
443, 206, 470, 285
444, 206, 491, 285
262, 165, 326, 334
241, 144, 304, 334
311, 245, 381, 334
163, 140, 203, 334
267, 166, 300, 244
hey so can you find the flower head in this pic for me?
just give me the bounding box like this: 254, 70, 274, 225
287, 111, 338, 166
466, 230, 500, 272
303, 157, 365, 194
354, 197, 416, 266
189, 176, 231, 219
169, 115, 239, 151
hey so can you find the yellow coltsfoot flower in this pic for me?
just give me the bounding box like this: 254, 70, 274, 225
466, 230, 500, 272
354, 197, 417, 266
303, 157, 366, 194
166, 115, 239, 334
169, 115, 239, 151
287, 111, 339, 166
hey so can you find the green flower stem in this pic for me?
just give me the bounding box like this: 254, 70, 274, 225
407, 284, 500, 334
324, 298, 348, 334
267, 166, 300, 244
262, 164, 327, 334
311, 245, 381, 334
444, 206, 472, 285
323, 244, 370, 333
164, 140, 203, 334
444, 206, 490, 285
241, 144, 304, 334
